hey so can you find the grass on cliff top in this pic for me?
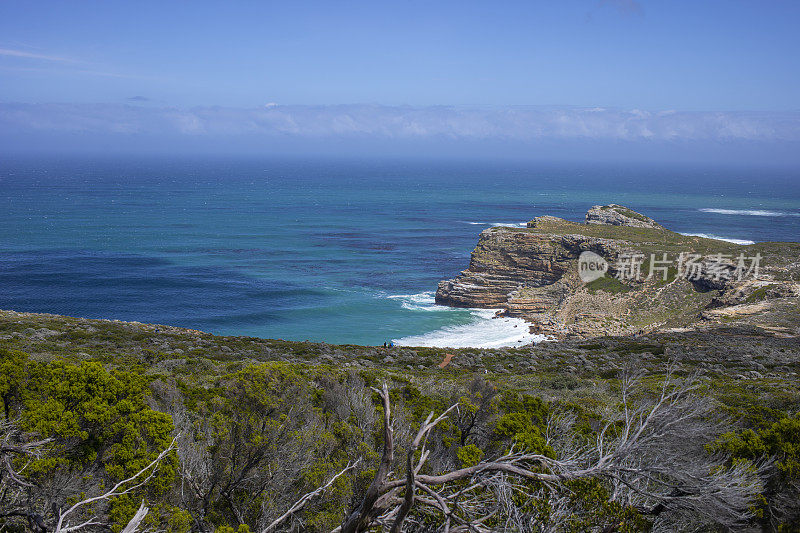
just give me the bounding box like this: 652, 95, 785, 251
515, 217, 718, 246
604, 205, 654, 224
501, 219, 800, 274
585, 276, 632, 294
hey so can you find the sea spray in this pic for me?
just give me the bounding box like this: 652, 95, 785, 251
390, 294, 548, 348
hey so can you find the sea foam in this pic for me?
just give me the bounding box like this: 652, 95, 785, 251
387, 291, 453, 312
464, 221, 527, 227
700, 208, 797, 217
679, 232, 755, 245
392, 303, 548, 349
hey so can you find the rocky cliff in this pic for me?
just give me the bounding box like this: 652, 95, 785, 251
585, 204, 663, 229
436, 206, 800, 338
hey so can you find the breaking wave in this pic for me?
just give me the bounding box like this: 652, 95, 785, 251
679, 232, 755, 245
386, 291, 453, 312
391, 305, 548, 349
463, 221, 527, 227
699, 208, 797, 217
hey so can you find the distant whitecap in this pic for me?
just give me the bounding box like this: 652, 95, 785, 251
679, 232, 755, 245
699, 208, 797, 217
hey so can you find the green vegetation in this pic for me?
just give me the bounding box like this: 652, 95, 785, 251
500, 216, 800, 276
585, 275, 632, 294
1, 311, 799, 532
604, 205, 653, 224
712, 412, 800, 527
746, 284, 777, 303
1, 348, 180, 531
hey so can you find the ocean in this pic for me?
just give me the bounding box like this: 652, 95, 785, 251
1, 156, 799, 347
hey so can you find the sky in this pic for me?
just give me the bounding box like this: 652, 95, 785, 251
1, 0, 799, 161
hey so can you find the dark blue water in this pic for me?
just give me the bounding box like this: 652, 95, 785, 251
1, 156, 798, 345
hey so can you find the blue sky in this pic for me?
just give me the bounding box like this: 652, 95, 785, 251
1, 1, 799, 160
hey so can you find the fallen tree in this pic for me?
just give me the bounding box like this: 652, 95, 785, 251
330, 372, 765, 532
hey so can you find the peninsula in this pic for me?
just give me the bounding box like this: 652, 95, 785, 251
437, 204, 800, 338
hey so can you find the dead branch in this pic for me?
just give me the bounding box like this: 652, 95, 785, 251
333, 371, 764, 532
262, 459, 361, 533
338, 382, 395, 533
119, 501, 149, 533
54, 437, 177, 533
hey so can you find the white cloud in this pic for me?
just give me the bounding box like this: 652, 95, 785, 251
0, 48, 74, 62
1, 103, 798, 143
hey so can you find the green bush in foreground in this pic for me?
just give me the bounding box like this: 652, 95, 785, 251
2, 343, 798, 532
713, 411, 800, 529
1, 351, 180, 532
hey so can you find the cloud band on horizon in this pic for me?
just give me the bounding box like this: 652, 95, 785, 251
2, 103, 799, 163
2, 103, 797, 142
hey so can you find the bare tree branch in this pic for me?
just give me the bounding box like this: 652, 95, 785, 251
340, 382, 394, 533
332, 370, 764, 532
119, 501, 149, 533
262, 459, 361, 533
54, 436, 178, 533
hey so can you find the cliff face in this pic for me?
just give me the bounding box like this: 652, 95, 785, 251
436, 206, 800, 338
436, 230, 621, 310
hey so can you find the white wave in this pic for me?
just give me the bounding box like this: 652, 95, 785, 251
487, 222, 527, 228
393, 308, 549, 349
679, 232, 755, 245
387, 291, 454, 312
387, 291, 436, 304
700, 208, 797, 217
463, 221, 528, 227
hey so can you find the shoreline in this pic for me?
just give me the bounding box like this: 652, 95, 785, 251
0, 308, 547, 349
388, 291, 548, 348
393, 308, 549, 348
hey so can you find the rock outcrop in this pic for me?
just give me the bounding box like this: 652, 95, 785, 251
585, 204, 663, 229
436, 205, 800, 338
436, 229, 626, 311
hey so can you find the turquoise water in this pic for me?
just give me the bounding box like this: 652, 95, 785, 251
1, 157, 799, 345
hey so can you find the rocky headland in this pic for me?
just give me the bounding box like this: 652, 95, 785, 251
436, 205, 800, 338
